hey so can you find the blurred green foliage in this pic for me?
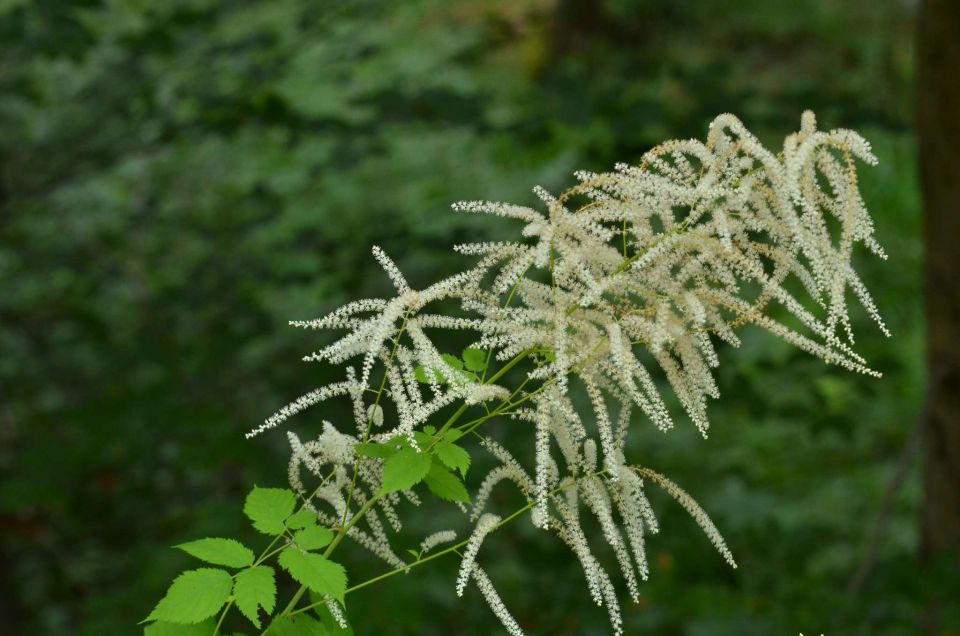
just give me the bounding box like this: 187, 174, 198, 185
1, 0, 944, 634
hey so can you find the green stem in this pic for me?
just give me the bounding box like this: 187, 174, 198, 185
256, 542, 290, 565
323, 495, 380, 558
277, 586, 306, 624
485, 347, 533, 385
252, 534, 286, 568
213, 599, 233, 636
430, 347, 534, 449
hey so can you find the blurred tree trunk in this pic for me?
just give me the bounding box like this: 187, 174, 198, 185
916, 0, 960, 559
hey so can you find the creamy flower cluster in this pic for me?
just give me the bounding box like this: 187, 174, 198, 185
251, 112, 885, 634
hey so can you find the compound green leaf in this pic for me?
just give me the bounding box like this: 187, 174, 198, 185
441, 353, 463, 370
443, 428, 463, 442
414, 365, 446, 384
412, 429, 433, 447
354, 442, 396, 460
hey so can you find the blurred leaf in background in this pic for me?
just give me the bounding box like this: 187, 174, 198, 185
0, 0, 937, 634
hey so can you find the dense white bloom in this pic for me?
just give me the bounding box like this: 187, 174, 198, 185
419, 530, 457, 554
255, 112, 886, 635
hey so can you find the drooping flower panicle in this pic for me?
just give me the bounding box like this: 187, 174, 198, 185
253, 112, 886, 635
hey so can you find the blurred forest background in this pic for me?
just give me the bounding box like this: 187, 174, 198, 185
1, 0, 954, 634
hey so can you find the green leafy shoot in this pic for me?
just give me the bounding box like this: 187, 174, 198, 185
534, 347, 557, 362
441, 353, 463, 371
414, 351, 483, 384
414, 365, 445, 384
443, 352, 480, 381
412, 429, 434, 448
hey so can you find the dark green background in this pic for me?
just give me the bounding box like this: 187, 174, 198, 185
1, 1, 945, 634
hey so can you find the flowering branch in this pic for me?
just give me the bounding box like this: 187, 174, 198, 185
144, 111, 888, 636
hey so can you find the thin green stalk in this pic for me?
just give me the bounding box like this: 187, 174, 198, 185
322, 495, 380, 558
255, 542, 291, 565
484, 347, 534, 385
212, 599, 233, 636
276, 584, 306, 625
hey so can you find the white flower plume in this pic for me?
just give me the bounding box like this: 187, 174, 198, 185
251, 112, 887, 635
